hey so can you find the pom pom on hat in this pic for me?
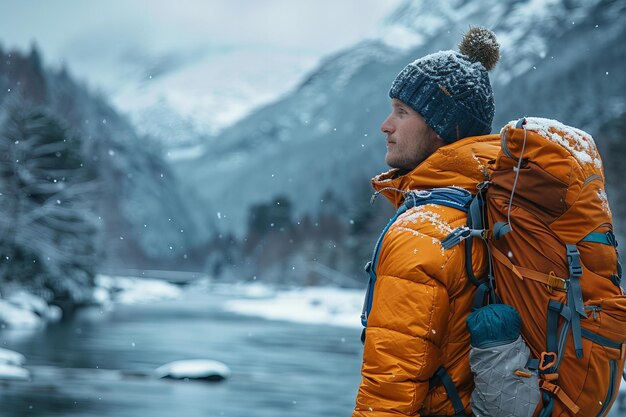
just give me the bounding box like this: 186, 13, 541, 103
389, 27, 500, 143
459, 26, 500, 71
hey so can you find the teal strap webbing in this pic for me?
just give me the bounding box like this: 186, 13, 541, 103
526, 358, 539, 371
361, 205, 407, 328
464, 195, 482, 286
430, 367, 468, 416
566, 244, 585, 358
468, 194, 483, 230
464, 233, 480, 286
546, 301, 561, 360
546, 300, 574, 368
371, 205, 408, 275
581, 232, 622, 287
493, 221, 511, 239
538, 395, 555, 417
568, 295, 584, 359
581, 328, 623, 350
542, 300, 567, 417
581, 232, 617, 246
471, 282, 501, 310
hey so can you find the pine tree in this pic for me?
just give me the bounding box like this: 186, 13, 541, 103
0, 106, 100, 304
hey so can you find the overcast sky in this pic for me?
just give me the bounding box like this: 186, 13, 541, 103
0, 0, 403, 137
0, 0, 401, 88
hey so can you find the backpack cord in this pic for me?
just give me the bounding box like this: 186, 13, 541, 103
506, 126, 528, 231
370, 187, 412, 205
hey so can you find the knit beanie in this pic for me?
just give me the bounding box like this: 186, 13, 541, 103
389, 27, 500, 143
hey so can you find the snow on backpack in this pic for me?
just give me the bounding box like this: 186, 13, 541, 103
443, 117, 626, 417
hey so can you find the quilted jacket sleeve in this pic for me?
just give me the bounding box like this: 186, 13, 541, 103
353, 205, 466, 416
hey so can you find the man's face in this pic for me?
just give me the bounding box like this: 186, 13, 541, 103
380, 99, 445, 172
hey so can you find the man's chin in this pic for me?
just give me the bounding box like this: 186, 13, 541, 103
384, 154, 397, 169
386, 158, 420, 174
385, 156, 404, 171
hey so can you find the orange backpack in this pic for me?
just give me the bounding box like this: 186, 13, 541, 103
444, 117, 626, 416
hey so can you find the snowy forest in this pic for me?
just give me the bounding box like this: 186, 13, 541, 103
0, 0, 625, 416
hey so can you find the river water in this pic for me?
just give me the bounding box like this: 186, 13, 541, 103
2, 286, 625, 417
0, 289, 364, 417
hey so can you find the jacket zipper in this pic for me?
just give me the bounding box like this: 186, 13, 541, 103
596, 359, 617, 417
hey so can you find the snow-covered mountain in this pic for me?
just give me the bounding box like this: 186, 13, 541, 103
175, 0, 626, 241
173, 39, 399, 237
111, 48, 320, 148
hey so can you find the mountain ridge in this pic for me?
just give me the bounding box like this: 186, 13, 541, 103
177, 0, 625, 237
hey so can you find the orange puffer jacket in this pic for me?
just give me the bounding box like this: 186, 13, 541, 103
353, 135, 500, 417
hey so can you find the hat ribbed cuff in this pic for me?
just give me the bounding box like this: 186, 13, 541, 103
389, 67, 492, 143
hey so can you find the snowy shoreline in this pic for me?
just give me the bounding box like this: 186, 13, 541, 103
0, 275, 183, 331
221, 283, 364, 328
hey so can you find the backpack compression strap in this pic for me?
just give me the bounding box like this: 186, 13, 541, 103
539, 234, 623, 416
426, 367, 470, 417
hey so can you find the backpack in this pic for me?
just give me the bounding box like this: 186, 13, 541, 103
443, 117, 626, 416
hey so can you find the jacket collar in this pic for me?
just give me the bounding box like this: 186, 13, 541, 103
371, 134, 501, 209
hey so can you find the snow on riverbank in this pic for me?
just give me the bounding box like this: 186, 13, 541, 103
0, 291, 62, 330
94, 275, 182, 305
0, 347, 29, 380
222, 285, 363, 328
0, 276, 182, 330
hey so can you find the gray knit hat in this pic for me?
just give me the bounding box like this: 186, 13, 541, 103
389, 27, 500, 143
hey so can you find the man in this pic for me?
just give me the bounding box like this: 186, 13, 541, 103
354, 27, 501, 416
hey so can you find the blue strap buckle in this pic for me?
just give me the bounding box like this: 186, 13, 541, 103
441, 227, 487, 250
441, 227, 471, 250
566, 245, 582, 277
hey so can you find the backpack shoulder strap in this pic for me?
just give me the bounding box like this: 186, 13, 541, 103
361, 187, 474, 331
441, 182, 490, 289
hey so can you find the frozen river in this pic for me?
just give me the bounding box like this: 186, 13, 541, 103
0, 286, 364, 417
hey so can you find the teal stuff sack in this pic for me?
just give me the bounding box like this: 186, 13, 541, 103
466, 304, 541, 417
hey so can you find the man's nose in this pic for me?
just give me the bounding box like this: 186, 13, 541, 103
380, 115, 394, 135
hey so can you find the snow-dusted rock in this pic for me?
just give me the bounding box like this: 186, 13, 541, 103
46, 305, 63, 321
155, 359, 231, 382
0, 299, 42, 329
0, 348, 25, 366
0, 363, 29, 381
92, 286, 111, 305
95, 275, 182, 305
